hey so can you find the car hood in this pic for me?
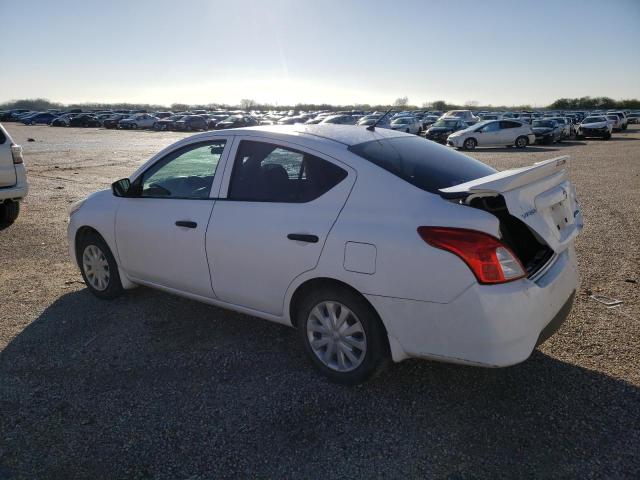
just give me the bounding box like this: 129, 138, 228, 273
581, 122, 608, 128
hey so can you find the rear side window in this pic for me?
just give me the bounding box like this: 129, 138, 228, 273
0, 129, 5, 144
228, 140, 347, 202
348, 136, 495, 193
500, 121, 522, 129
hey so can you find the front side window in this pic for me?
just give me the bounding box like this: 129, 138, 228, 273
480, 121, 500, 132
140, 140, 226, 199
228, 140, 347, 202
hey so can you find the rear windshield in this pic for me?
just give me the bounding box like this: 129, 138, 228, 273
348, 136, 495, 194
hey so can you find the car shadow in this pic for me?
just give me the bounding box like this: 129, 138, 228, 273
1, 288, 638, 478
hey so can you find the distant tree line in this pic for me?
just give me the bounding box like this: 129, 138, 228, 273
1, 96, 638, 112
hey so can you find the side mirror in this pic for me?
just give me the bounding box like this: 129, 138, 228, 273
112, 178, 132, 197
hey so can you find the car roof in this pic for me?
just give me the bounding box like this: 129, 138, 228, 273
183, 124, 410, 148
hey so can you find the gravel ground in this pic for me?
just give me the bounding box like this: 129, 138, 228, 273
1, 124, 639, 479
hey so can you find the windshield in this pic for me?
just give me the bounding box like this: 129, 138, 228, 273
583, 117, 605, 123
532, 121, 554, 128
348, 136, 495, 194
432, 120, 459, 128
393, 118, 411, 124
224, 115, 242, 122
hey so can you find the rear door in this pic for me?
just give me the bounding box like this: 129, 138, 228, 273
441, 156, 582, 253
0, 125, 17, 187
206, 137, 355, 316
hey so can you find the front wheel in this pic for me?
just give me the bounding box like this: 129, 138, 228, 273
0, 201, 20, 230
604, 132, 611, 140
297, 287, 389, 385
463, 138, 477, 150
77, 232, 124, 299
515, 136, 528, 148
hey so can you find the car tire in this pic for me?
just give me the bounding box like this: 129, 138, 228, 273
604, 132, 611, 140
131, 123, 138, 129
622, 124, 627, 130
0, 201, 20, 230
76, 232, 124, 300
515, 136, 528, 148
297, 286, 390, 385
463, 138, 477, 150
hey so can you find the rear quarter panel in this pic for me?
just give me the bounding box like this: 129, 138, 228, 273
285, 152, 502, 313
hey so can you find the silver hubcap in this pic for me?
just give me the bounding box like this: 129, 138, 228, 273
306, 301, 367, 372
82, 245, 110, 291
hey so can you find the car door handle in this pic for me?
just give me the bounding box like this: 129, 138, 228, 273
175, 220, 197, 229
287, 233, 319, 243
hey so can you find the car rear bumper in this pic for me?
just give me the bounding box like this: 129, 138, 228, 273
0, 165, 28, 201
366, 245, 579, 367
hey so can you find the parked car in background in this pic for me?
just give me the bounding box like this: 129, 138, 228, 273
118, 113, 157, 130
441, 110, 480, 124
319, 115, 359, 125
215, 115, 260, 130
626, 113, 640, 124
50, 113, 78, 127
67, 125, 582, 384
544, 117, 571, 138
69, 114, 101, 128
153, 114, 184, 131
421, 115, 440, 129
425, 119, 470, 144
605, 114, 622, 131
576, 116, 612, 139
174, 115, 208, 131
103, 114, 128, 129
447, 120, 535, 149
389, 116, 421, 134
607, 111, 627, 130
21, 112, 57, 125
0, 123, 28, 229
531, 120, 563, 144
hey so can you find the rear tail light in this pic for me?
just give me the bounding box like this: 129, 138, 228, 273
417, 227, 526, 284
11, 144, 23, 164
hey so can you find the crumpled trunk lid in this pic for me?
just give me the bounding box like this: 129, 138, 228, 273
440, 156, 583, 253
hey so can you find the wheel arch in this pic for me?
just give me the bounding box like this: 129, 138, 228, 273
74, 225, 136, 289
288, 277, 386, 334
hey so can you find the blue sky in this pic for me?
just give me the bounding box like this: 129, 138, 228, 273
1, 0, 638, 106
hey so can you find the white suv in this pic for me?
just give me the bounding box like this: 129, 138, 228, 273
0, 124, 28, 228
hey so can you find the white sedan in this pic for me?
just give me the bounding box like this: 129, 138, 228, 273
68, 125, 582, 384
389, 116, 421, 134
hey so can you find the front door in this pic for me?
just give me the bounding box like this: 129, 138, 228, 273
206, 138, 354, 315
115, 138, 229, 298
476, 120, 501, 146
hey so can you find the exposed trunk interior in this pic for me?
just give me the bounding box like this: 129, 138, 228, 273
467, 195, 554, 277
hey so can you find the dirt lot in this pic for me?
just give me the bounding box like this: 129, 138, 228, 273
1, 124, 639, 479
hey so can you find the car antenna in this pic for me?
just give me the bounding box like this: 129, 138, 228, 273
367, 108, 393, 131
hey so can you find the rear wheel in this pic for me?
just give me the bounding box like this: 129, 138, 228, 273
0, 201, 20, 230
77, 232, 124, 299
463, 138, 477, 150
297, 287, 389, 385
515, 136, 528, 148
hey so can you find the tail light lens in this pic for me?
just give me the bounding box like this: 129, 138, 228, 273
417, 227, 526, 284
11, 144, 23, 164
